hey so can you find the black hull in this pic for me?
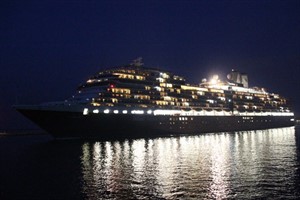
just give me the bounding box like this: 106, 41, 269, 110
17, 108, 295, 139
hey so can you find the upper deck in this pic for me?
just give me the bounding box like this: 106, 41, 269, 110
67, 61, 291, 114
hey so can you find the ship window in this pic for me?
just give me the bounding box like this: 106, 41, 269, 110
156, 77, 165, 83
91, 102, 101, 106
207, 99, 215, 104
156, 100, 168, 105
164, 96, 172, 101
160, 72, 169, 79
135, 75, 145, 80
114, 73, 135, 79
111, 98, 118, 103
111, 88, 131, 94
183, 102, 189, 107
134, 95, 150, 100
155, 86, 162, 91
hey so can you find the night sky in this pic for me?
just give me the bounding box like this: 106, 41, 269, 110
1, 0, 299, 130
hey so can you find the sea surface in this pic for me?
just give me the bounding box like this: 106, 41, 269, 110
1, 126, 300, 200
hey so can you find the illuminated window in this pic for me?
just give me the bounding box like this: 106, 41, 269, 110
111, 98, 118, 103
111, 88, 131, 94
160, 72, 169, 79
135, 75, 145, 80
134, 95, 150, 100
154, 86, 161, 91
182, 102, 189, 107
156, 100, 168, 106
156, 77, 165, 83
207, 99, 214, 104
164, 96, 172, 101
114, 73, 135, 79
160, 92, 167, 96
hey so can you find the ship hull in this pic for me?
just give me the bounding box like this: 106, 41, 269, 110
17, 107, 295, 139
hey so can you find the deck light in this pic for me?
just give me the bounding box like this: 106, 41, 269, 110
93, 109, 99, 114
83, 108, 89, 115
104, 109, 110, 114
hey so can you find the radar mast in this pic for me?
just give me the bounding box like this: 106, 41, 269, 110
131, 57, 144, 67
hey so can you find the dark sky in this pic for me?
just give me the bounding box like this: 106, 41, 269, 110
1, 0, 299, 130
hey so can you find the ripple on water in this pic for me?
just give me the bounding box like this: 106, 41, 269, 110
78, 127, 300, 199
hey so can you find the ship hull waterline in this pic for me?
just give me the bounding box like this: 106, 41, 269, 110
17, 108, 295, 139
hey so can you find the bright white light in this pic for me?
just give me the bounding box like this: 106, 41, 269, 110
153, 109, 181, 116
104, 109, 110, 114
113, 110, 119, 114
150, 109, 295, 117
131, 110, 144, 114
290, 118, 295, 121
210, 75, 219, 84
93, 109, 99, 114
147, 110, 152, 114
122, 110, 128, 114
154, 86, 161, 91
218, 97, 226, 101
83, 108, 88, 115
207, 99, 214, 104
210, 79, 217, 84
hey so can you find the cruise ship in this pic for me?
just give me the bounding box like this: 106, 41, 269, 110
16, 58, 295, 139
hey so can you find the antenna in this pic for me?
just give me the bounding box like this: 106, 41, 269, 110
131, 57, 144, 67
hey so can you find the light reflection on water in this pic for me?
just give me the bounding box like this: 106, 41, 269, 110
80, 127, 299, 199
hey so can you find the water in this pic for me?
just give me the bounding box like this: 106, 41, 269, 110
1, 127, 300, 199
